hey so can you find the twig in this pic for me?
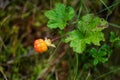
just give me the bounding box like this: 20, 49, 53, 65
85, 70, 90, 80
51, 34, 67, 42
55, 70, 59, 80
0, 67, 8, 80
0, 36, 7, 50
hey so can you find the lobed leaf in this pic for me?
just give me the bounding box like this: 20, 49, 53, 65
45, 3, 75, 30
90, 44, 112, 65
65, 14, 107, 53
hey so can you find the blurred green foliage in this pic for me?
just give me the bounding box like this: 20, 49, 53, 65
0, 0, 120, 80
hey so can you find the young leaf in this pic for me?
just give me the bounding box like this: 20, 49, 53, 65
110, 32, 116, 42
110, 32, 120, 42
45, 3, 75, 30
94, 59, 98, 65
90, 44, 112, 66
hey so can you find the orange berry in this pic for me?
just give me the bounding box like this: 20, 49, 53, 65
34, 39, 48, 53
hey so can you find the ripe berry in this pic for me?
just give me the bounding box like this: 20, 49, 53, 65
34, 39, 48, 53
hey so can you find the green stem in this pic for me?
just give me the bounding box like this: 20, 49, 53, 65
109, 23, 120, 28
99, 0, 112, 12
99, 0, 112, 20
85, 70, 90, 80
77, 1, 82, 22
74, 53, 79, 80
50, 0, 52, 9
94, 67, 120, 80
98, 1, 120, 14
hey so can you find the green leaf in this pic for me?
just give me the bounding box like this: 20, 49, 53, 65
65, 30, 86, 53
65, 30, 83, 42
109, 32, 120, 48
70, 39, 86, 53
110, 32, 116, 42
78, 14, 107, 33
110, 31, 120, 42
90, 48, 97, 57
93, 59, 98, 65
65, 14, 107, 53
100, 19, 108, 26
114, 41, 120, 48
84, 31, 105, 45
90, 44, 112, 66
100, 58, 108, 63
45, 3, 75, 30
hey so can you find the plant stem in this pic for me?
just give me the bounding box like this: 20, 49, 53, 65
74, 53, 79, 80
85, 70, 90, 80
109, 23, 120, 28
94, 67, 120, 80
51, 34, 67, 42
99, 0, 112, 13
0, 69, 8, 80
